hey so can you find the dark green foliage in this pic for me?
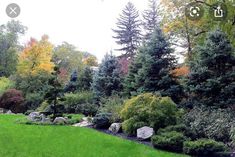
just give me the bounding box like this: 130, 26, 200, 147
77, 67, 93, 91
183, 107, 235, 142
63, 92, 97, 116
187, 29, 235, 108
15, 71, 51, 110
157, 124, 193, 138
98, 95, 124, 123
124, 28, 183, 103
92, 54, 123, 101
44, 66, 65, 118
0, 89, 25, 113
113, 2, 142, 57
64, 71, 78, 92
0, 21, 26, 77
183, 139, 226, 156
121, 93, 179, 135
151, 131, 188, 152
93, 113, 112, 129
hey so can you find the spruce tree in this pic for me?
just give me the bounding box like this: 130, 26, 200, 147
113, 2, 142, 58
78, 67, 93, 91
124, 28, 183, 103
92, 54, 123, 101
142, 0, 160, 40
44, 66, 64, 118
188, 29, 235, 108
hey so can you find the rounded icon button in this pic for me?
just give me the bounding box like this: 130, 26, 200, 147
209, 3, 227, 21
185, 2, 204, 21
6, 3, 21, 18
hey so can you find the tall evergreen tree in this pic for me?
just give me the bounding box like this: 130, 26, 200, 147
187, 29, 235, 108
142, 0, 160, 40
92, 54, 123, 101
44, 66, 64, 118
124, 28, 183, 103
78, 67, 93, 91
113, 2, 142, 58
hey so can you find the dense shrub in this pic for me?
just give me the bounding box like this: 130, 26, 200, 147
77, 103, 98, 116
152, 131, 188, 152
25, 93, 44, 110
64, 91, 93, 106
0, 77, 14, 95
93, 113, 112, 129
183, 139, 226, 156
122, 118, 147, 136
0, 89, 25, 113
157, 124, 194, 138
183, 107, 235, 142
121, 93, 178, 135
98, 95, 124, 123
63, 91, 96, 115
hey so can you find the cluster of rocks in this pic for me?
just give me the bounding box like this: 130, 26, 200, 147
28, 112, 68, 124
73, 116, 154, 140
0, 108, 14, 114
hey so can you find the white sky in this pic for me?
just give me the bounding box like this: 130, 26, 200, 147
0, 0, 149, 61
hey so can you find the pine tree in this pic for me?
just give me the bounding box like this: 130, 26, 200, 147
64, 70, 78, 93
124, 28, 183, 103
188, 29, 235, 108
92, 54, 123, 101
142, 0, 160, 40
44, 66, 64, 118
113, 2, 142, 58
78, 67, 93, 91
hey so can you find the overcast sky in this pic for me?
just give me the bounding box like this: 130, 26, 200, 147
0, 0, 150, 61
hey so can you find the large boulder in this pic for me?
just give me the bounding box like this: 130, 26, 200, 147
28, 112, 43, 122
53, 117, 67, 124
137, 126, 154, 140
0, 108, 4, 114
6, 110, 14, 114
109, 123, 122, 134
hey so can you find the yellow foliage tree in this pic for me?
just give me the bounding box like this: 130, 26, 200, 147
17, 35, 54, 76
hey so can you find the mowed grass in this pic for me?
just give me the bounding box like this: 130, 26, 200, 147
0, 115, 188, 157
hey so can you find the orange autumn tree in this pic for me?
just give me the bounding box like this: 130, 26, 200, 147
17, 35, 54, 76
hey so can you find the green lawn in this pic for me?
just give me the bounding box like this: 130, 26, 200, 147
0, 114, 188, 157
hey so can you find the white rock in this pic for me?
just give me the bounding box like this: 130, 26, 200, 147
109, 123, 122, 134
6, 110, 13, 114
73, 121, 93, 127
53, 117, 67, 124
137, 126, 154, 140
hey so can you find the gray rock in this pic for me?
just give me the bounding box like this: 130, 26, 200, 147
53, 117, 67, 124
137, 126, 154, 140
6, 110, 13, 114
0, 108, 4, 114
28, 112, 40, 121
109, 123, 122, 134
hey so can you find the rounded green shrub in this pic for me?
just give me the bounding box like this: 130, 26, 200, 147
183, 139, 226, 156
121, 93, 178, 135
93, 113, 112, 129
151, 131, 187, 152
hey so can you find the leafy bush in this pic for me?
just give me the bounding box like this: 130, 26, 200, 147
0, 77, 14, 95
152, 131, 188, 152
183, 107, 235, 142
0, 89, 25, 113
122, 118, 147, 136
25, 93, 44, 110
64, 91, 93, 106
36, 101, 49, 112
77, 103, 98, 116
93, 113, 112, 129
98, 95, 124, 123
121, 93, 178, 135
183, 139, 226, 156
